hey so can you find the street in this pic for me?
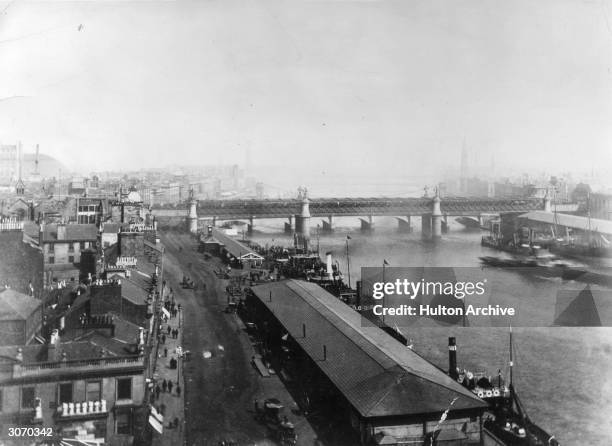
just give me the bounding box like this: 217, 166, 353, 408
160, 231, 317, 446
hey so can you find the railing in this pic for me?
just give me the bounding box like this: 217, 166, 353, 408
14, 355, 144, 377
56, 399, 108, 418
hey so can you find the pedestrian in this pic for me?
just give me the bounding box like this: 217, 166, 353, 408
161, 334, 166, 344
164, 347, 168, 357
176, 385, 181, 397
168, 380, 173, 393
167, 325, 171, 335
162, 379, 168, 392
155, 384, 161, 400
254, 399, 259, 413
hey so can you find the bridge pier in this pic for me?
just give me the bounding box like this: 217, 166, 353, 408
247, 216, 254, 235
421, 214, 432, 239
284, 216, 293, 234
321, 215, 333, 233
360, 215, 374, 232
431, 194, 442, 241
442, 214, 449, 234
294, 190, 311, 251
397, 216, 412, 233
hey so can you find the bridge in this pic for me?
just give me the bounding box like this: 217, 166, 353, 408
151, 195, 549, 240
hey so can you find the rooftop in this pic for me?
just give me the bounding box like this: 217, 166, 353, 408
210, 228, 263, 260
519, 211, 612, 236
41, 223, 98, 242
0, 289, 41, 321
250, 280, 487, 418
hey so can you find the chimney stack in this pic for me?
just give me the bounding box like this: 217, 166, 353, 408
448, 337, 458, 380
57, 222, 66, 241
48, 329, 60, 362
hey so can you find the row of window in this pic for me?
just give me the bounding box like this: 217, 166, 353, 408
47, 256, 76, 264
78, 205, 100, 212
0, 378, 132, 412
47, 242, 88, 253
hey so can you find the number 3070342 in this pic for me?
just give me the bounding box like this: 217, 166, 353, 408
7, 427, 54, 437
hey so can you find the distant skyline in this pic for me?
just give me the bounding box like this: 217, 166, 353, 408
1, 0, 611, 180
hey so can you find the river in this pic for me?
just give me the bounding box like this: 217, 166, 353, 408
241, 214, 612, 445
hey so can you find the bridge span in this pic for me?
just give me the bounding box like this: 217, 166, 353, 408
151, 195, 548, 239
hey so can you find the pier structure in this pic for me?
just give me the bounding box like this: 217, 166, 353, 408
152, 189, 548, 241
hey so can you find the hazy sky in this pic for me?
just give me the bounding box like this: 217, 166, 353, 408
0, 0, 611, 178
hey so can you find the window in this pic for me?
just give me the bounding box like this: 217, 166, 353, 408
68, 243, 75, 252
116, 378, 132, 400
58, 383, 73, 404
68, 256, 74, 263
48, 256, 55, 264
21, 387, 35, 409
86, 381, 101, 402
79, 242, 85, 250
48, 244, 54, 253
115, 410, 132, 434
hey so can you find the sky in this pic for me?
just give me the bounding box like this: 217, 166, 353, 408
0, 0, 611, 180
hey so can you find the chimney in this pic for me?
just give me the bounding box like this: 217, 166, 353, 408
57, 223, 66, 241
48, 329, 60, 362
448, 337, 458, 380
39, 222, 44, 245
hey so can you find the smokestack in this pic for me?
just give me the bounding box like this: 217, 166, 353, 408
323, 345, 327, 361
302, 323, 306, 338
448, 337, 458, 380
326, 253, 333, 279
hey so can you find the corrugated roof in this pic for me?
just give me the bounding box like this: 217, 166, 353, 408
250, 280, 486, 418
0, 289, 41, 320
210, 228, 263, 260
519, 211, 612, 235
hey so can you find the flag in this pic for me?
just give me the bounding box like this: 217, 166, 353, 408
383, 259, 390, 266
149, 406, 163, 434
162, 307, 170, 319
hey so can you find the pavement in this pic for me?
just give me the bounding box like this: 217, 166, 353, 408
151, 298, 186, 446
160, 231, 320, 446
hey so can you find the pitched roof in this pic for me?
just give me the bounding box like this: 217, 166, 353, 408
210, 228, 263, 260
0, 289, 41, 320
250, 280, 487, 418
107, 274, 149, 305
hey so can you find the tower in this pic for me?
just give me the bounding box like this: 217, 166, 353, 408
187, 187, 198, 234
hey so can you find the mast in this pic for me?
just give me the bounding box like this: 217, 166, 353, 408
509, 325, 513, 388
